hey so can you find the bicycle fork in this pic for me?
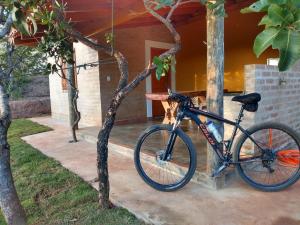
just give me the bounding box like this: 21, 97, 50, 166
162, 120, 181, 161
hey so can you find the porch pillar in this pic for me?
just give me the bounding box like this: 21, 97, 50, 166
206, 3, 225, 189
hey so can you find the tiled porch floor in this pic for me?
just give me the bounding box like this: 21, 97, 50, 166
79, 119, 208, 172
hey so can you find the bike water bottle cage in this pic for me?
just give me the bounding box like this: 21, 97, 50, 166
232, 93, 261, 112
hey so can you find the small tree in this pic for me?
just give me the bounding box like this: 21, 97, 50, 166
0, 13, 27, 224
0, 1, 74, 223
0, 41, 48, 99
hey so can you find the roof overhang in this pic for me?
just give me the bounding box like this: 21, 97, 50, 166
15, 0, 254, 45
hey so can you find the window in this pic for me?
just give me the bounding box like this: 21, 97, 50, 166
61, 61, 68, 91
61, 49, 78, 91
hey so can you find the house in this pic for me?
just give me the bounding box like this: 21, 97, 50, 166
46, 0, 281, 127
16, 0, 300, 186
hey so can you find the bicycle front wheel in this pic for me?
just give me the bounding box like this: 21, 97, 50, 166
134, 124, 197, 192
234, 122, 300, 191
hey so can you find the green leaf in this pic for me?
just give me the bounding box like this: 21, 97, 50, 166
253, 27, 281, 57
153, 0, 174, 10
28, 16, 38, 35
20, 18, 30, 35
268, 0, 287, 5
258, 15, 274, 27
272, 29, 300, 71
12, 6, 21, 22
268, 4, 294, 26
153, 56, 163, 66
11, 5, 32, 35
293, 10, 300, 29
156, 67, 163, 80
241, 0, 269, 14
290, 0, 300, 8
13, 1, 21, 8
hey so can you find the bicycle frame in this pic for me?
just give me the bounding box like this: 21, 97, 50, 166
165, 104, 265, 164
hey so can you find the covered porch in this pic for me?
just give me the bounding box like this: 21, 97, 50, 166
78, 119, 208, 174
44, 0, 295, 186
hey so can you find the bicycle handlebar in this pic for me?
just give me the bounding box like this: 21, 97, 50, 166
167, 89, 193, 107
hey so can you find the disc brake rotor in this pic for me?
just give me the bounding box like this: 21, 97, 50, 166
156, 150, 168, 166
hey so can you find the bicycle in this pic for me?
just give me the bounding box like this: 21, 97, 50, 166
134, 91, 300, 192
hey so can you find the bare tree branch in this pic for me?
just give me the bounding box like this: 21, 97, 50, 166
167, 0, 183, 21
180, 0, 200, 6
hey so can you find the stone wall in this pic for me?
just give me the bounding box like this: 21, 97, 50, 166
10, 97, 50, 119
10, 75, 51, 119
22, 75, 50, 98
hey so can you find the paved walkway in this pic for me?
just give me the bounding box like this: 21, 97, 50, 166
23, 117, 300, 225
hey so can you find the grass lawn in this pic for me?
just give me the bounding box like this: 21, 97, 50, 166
0, 119, 145, 225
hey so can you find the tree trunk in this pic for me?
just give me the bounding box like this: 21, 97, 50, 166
206, 3, 225, 189
66, 61, 79, 142
0, 85, 26, 225
97, 93, 123, 208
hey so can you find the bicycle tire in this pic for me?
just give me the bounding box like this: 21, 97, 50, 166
234, 122, 300, 191
134, 124, 197, 192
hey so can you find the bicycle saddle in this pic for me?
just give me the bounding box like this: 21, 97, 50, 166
232, 93, 261, 105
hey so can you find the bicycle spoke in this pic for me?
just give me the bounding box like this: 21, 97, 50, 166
237, 125, 300, 190
137, 125, 194, 189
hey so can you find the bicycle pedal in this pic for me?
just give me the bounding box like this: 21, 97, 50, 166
211, 164, 227, 177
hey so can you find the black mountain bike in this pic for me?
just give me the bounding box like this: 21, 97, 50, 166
134, 91, 300, 192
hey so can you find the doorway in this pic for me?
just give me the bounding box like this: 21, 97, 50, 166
151, 48, 172, 117
145, 40, 176, 118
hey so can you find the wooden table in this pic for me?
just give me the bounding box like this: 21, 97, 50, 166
146, 91, 206, 124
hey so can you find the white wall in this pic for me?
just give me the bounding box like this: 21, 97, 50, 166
74, 42, 102, 127
49, 41, 102, 127
49, 71, 70, 122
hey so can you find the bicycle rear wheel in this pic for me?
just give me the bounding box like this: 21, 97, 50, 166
134, 124, 197, 192
234, 122, 300, 191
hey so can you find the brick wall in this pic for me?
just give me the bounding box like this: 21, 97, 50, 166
245, 62, 300, 132
98, 24, 173, 123
49, 24, 173, 127
224, 61, 300, 140
74, 42, 102, 127
49, 72, 70, 121
49, 42, 102, 127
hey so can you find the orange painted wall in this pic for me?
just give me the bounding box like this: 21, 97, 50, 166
175, 9, 278, 92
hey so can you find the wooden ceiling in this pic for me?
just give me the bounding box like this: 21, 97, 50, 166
15, 0, 253, 45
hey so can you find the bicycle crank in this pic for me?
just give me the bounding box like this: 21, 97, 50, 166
211, 162, 229, 177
